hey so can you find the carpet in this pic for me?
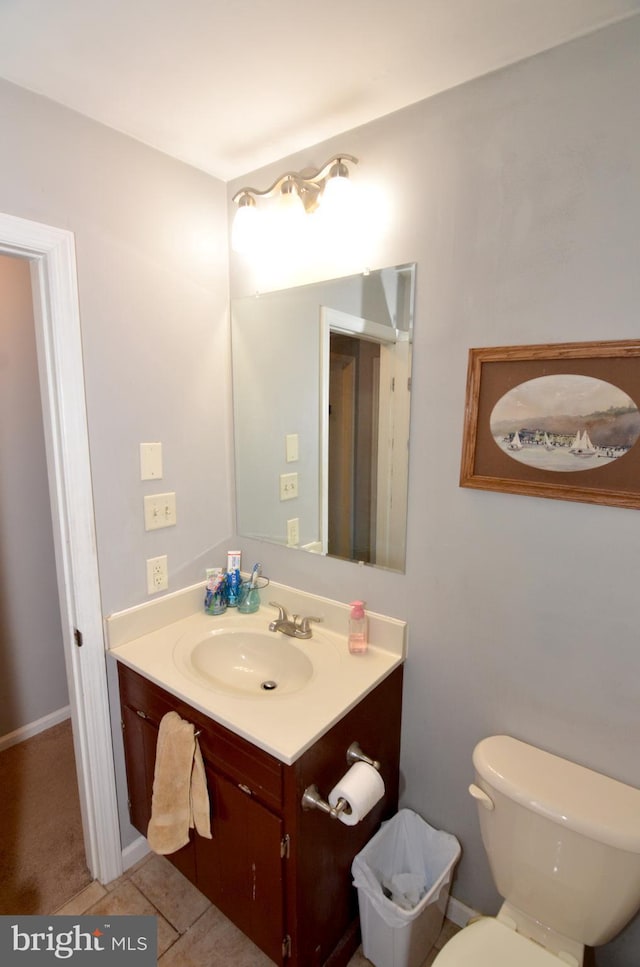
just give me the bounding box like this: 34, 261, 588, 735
0, 718, 92, 914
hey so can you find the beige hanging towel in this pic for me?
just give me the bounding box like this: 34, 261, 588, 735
147, 711, 212, 854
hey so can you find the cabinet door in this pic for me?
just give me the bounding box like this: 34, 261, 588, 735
120, 703, 195, 881
197, 767, 285, 964
120, 704, 156, 836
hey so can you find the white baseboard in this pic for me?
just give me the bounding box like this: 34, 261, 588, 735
446, 894, 479, 928
0, 705, 71, 752
121, 835, 151, 873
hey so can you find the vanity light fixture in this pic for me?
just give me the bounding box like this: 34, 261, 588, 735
231, 154, 358, 254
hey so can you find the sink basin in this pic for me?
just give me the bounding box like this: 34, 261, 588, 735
173, 628, 314, 697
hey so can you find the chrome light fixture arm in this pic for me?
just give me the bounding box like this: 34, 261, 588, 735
232, 154, 358, 212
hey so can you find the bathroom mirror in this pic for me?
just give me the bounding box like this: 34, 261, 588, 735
231, 264, 415, 571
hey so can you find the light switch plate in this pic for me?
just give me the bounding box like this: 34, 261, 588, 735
285, 433, 299, 463
279, 473, 298, 501
144, 492, 177, 530
140, 442, 163, 480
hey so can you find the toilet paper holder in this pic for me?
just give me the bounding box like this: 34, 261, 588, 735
346, 741, 380, 772
301, 741, 381, 818
301, 784, 350, 819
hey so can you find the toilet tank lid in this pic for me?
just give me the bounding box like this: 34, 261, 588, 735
473, 736, 640, 854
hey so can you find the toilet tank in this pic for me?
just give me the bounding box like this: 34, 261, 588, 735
472, 736, 640, 947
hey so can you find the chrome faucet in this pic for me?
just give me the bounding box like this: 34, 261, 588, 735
268, 602, 322, 639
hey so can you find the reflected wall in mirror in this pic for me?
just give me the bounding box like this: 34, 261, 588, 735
232, 264, 415, 572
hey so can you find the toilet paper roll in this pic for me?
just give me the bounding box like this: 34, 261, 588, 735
328, 761, 385, 826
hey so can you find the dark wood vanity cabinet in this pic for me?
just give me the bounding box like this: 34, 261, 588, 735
118, 661, 403, 966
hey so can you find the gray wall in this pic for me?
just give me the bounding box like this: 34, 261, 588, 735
233, 288, 323, 547
0, 78, 233, 618
0, 254, 68, 734
228, 19, 640, 966
0, 78, 232, 845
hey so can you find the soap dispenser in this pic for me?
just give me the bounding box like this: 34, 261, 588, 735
348, 601, 368, 655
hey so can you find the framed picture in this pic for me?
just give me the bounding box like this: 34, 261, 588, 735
460, 340, 640, 509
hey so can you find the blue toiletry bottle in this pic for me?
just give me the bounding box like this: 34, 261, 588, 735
227, 568, 241, 607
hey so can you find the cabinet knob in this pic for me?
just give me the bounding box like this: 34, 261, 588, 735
238, 783, 253, 796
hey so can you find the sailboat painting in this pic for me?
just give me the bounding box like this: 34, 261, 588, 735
490, 374, 640, 473
569, 429, 597, 456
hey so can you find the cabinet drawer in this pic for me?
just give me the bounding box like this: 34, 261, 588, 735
117, 663, 283, 811
195, 726, 282, 812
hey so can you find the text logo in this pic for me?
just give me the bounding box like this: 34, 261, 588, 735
0, 916, 156, 964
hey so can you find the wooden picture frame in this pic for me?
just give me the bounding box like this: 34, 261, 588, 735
460, 340, 640, 509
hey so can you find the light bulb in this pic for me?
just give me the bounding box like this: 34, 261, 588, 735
315, 166, 358, 252
231, 196, 260, 254
277, 182, 305, 226
320, 170, 354, 215
270, 182, 306, 253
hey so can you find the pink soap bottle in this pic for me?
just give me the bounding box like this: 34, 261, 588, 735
348, 601, 368, 655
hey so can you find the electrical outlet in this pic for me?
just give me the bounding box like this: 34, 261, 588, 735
287, 518, 300, 546
144, 492, 177, 530
279, 472, 298, 501
146, 555, 168, 594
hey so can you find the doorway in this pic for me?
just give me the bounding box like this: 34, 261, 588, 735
0, 212, 121, 886
328, 333, 380, 562
321, 305, 407, 568
0, 253, 91, 911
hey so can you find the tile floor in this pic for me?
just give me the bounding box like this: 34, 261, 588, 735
54, 851, 459, 966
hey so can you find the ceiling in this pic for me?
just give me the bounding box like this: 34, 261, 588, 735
1, 0, 638, 181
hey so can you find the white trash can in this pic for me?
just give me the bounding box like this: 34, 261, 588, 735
352, 809, 461, 967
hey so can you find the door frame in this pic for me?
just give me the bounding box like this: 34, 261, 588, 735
0, 212, 122, 884
320, 306, 397, 562
327, 349, 356, 558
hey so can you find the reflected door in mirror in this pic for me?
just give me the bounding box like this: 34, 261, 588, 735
328, 334, 380, 563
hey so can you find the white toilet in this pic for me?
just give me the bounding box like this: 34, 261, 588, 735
433, 735, 640, 966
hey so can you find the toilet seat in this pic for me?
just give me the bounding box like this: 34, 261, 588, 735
433, 918, 567, 966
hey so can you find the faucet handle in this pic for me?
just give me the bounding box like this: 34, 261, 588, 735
269, 601, 290, 622
296, 615, 322, 634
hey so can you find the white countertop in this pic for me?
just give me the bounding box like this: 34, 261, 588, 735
106, 581, 406, 765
